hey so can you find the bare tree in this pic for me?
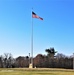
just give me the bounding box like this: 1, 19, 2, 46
3, 53, 13, 68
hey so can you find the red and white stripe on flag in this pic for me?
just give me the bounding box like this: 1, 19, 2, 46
32, 11, 43, 20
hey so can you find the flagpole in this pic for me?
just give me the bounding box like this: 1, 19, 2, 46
29, 8, 33, 68
31, 8, 33, 68
29, 9, 43, 68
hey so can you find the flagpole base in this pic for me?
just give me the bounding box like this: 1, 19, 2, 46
29, 63, 33, 68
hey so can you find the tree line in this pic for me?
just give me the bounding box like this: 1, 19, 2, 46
0, 48, 73, 69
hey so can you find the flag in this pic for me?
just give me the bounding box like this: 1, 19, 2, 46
32, 11, 43, 20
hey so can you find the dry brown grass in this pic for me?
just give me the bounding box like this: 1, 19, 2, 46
0, 68, 74, 75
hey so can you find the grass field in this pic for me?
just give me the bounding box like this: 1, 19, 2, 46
0, 68, 74, 75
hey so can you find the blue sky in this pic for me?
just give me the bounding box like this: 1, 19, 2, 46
0, 0, 74, 57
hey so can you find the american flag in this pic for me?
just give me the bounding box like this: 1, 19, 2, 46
32, 11, 43, 20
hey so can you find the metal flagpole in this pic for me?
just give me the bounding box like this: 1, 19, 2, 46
31, 8, 33, 68
29, 8, 33, 68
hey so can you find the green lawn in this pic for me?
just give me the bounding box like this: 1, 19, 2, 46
0, 68, 74, 75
